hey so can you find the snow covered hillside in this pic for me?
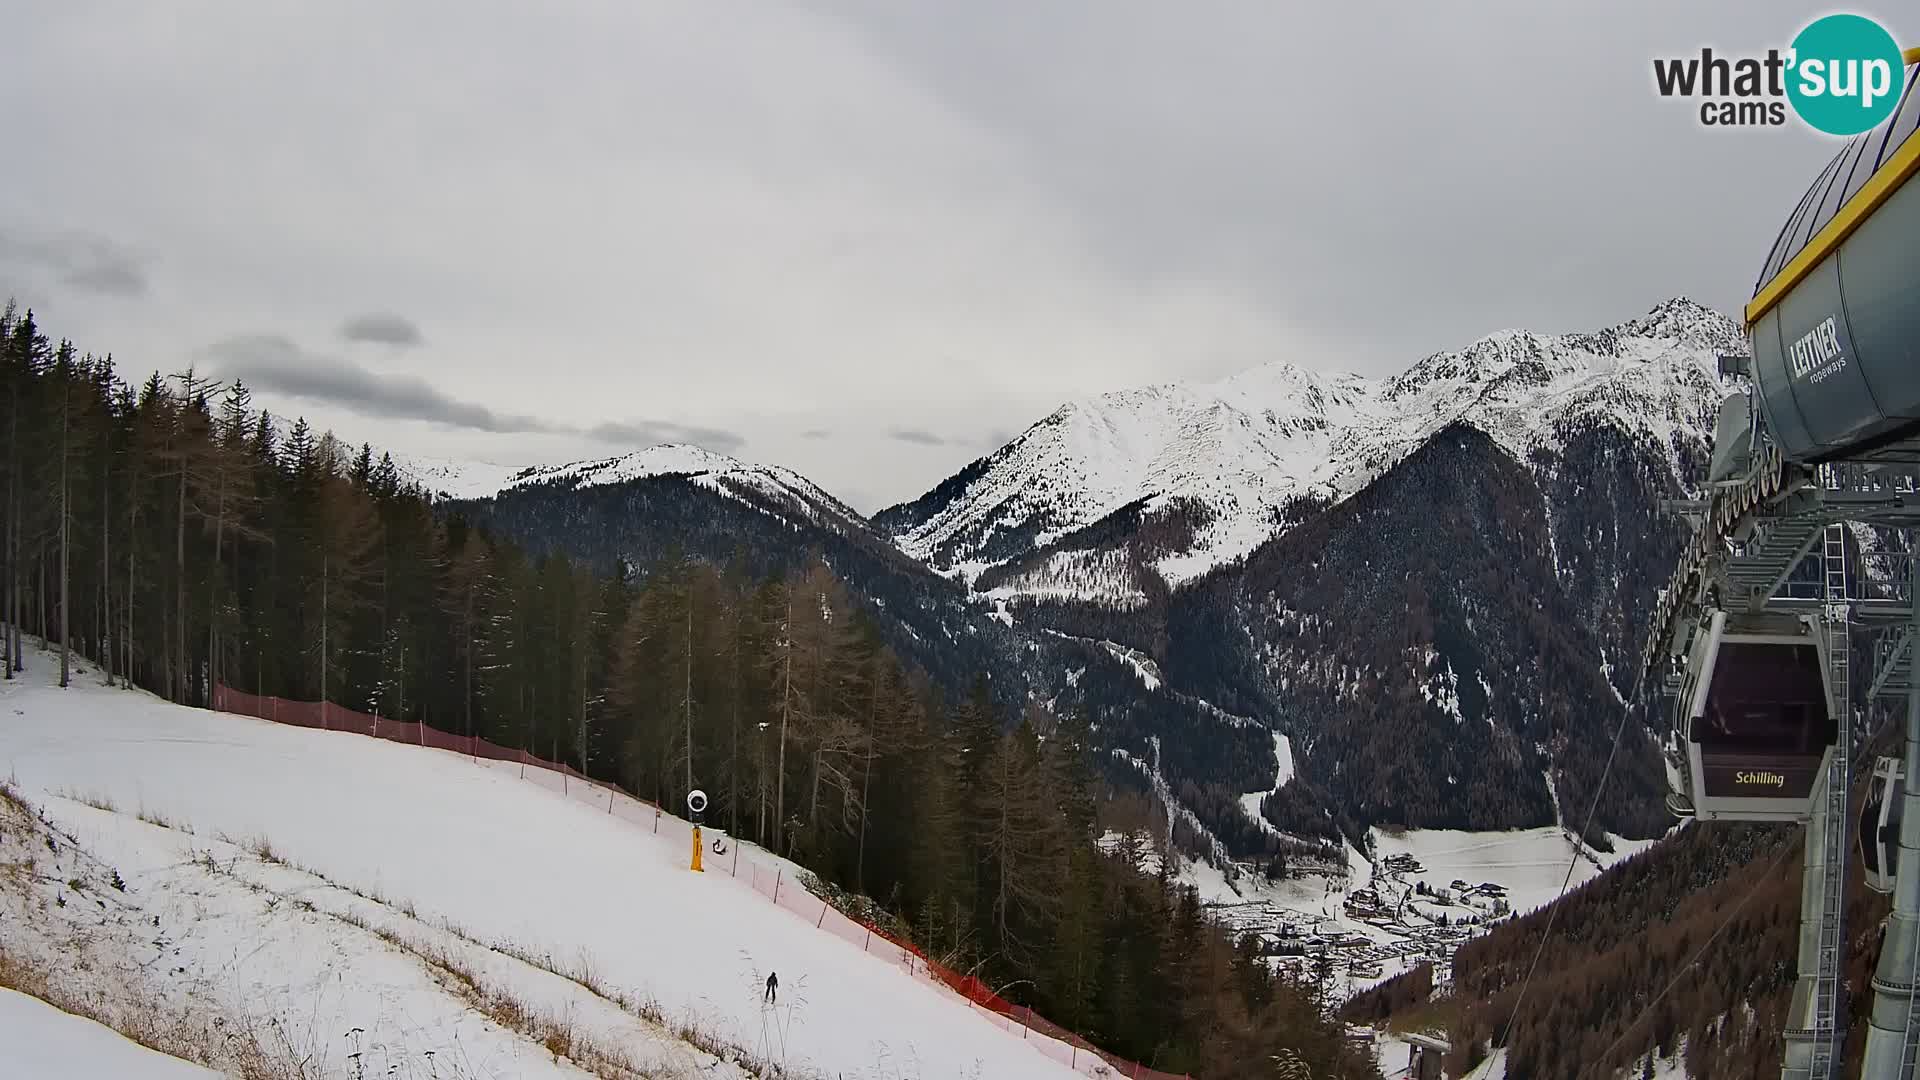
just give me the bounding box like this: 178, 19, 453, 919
0, 649, 1092, 1080
403, 444, 869, 536
878, 297, 1732, 597
0, 989, 220, 1079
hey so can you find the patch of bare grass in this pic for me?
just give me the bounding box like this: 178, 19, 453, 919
53, 788, 116, 814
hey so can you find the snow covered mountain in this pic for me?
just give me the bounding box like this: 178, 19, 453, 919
877, 297, 1732, 603
412, 298, 1731, 859
431, 444, 1026, 720
404, 444, 869, 538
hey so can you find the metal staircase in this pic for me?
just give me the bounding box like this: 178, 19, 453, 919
1873, 627, 1915, 700
1809, 522, 1853, 1079
1724, 514, 1827, 606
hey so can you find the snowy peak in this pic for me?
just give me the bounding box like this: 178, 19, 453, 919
504, 443, 752, 490
883, 298, 1735, 598
1382, 299, 1741, 402
406, 444, 867, 535
1614, 295, 1745, 355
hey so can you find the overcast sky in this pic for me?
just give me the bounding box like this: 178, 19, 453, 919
0, 1, 1882, 512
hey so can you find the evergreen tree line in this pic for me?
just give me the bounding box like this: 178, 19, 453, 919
0, 304, 1378, 1079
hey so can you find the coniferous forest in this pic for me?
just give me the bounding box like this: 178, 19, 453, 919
0, 303, 1380, 1079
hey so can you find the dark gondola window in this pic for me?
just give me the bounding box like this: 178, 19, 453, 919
1698, 642, 1832, 754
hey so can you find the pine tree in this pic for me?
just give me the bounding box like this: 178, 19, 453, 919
443, 529, 493, 744
0, 300, 1383, 1080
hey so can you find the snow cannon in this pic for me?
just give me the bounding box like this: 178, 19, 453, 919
1671, 609, 1838, 822
1747, 53, 1920, 464
1861, 756, 1906, 894
688, 789, 709, 873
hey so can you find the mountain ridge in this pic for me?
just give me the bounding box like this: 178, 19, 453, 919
876, 297, 1733, 602
419, 297, 1733, 853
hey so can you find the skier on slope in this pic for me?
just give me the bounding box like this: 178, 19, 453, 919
764, 971, 778, 1004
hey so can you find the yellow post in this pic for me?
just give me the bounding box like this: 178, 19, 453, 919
691, 824, 705, 872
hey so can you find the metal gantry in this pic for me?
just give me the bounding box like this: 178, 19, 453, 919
1655, 449, 1920, 1079
1809, 520, 1853, 1079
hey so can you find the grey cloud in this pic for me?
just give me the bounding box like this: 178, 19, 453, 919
207, 334, 559, 433
584, 420, 745, 454
341, 311, 425, 347
205, 334, 743, 452
887, 428, 946, 446
0, 227, 148, 297
800, 429, 833, 440
834, 0, 1835, 372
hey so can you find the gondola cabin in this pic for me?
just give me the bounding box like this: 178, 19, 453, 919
1677, 609, 1838, 821
1861, 755, 1905, 894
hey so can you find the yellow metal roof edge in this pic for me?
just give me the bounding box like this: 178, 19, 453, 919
1746, 111, 1920, 327
1907, 46, 1920, 64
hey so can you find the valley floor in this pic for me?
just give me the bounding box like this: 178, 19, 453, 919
1165, 792, 1664, 1001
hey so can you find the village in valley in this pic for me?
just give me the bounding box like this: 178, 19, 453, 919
1199, 845, 1511, 997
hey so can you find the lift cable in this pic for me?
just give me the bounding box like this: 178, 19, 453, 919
1496, 692, 1637, 1050
1498, 671, 1896, 1062
1573, 835, 1800, 1079
1558, 698, 1901, 1078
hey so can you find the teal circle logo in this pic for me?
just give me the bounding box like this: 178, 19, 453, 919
1786, 14, 1905, 135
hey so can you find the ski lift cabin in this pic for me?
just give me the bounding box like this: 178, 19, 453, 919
1861, 755, 1906, 894
1674, 610, 1838, 821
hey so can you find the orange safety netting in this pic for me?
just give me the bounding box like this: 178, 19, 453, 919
210, 685, 1192, 1080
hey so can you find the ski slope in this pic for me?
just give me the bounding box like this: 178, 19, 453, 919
0, 989, 220, 1079
1237, 731, 1294, 833
0, 651, 1090, 1080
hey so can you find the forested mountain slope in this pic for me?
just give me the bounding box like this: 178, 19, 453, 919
0, 302, 1376, 1080
427, 299, 1730, 859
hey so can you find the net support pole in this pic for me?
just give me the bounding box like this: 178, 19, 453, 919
1860, 553, 1920, 1080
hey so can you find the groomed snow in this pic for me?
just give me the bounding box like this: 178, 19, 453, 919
1237, 731, 1293, 833
0, 988, 221, 1079
0, 651, 1091, 1080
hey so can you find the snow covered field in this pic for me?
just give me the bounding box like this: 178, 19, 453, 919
1369, 825, 1662, 918
1172, 794, 1667, 1004
0, 648, 1090, 1080
0, 988, 220, 1079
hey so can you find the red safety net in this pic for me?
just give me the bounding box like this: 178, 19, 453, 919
211, 685, 1192, 1080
